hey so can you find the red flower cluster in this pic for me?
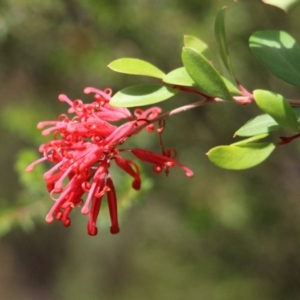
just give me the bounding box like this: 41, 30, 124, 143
26, 87, 193, 236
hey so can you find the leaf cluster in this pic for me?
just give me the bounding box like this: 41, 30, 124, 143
107, 3, 300, 170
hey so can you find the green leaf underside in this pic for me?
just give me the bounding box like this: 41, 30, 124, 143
108, 58, 165, 79
215, 7, 235, 76
235, 107, 300, 136
109, 84, 178, 107
254, 89, 299, 132
184, 35, 209, 55
207, 143, 275, 170
182, 47, 233, 100
249, 30, 300, 88
163, 67, 196, 86
231, 133, 269, 146
262, 0, 300, 12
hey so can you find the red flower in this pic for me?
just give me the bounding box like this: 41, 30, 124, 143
26, 87, 193, 236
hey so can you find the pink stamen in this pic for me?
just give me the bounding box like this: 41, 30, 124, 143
43, 160, 64, 180
25, 156, 47, 172
58, 94, 74, 107
84, 87, 112, 100
81, 181, 97, 215
54, 165, 73, 192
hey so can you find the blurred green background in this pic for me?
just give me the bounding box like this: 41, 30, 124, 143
1, 0, 300, 299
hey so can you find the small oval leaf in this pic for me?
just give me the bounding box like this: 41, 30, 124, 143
215, 7, 235, 78
254, 89, 299, 132
163, 67, 196, 87
249, 30, 300, 88
184, 35, 209, 55
110, 84, 178, 107
207, 143, 275, 170
235, 107, 300, 137
182, 47, 233, 100
235, 114, 280, 137
108, 58, 165, 79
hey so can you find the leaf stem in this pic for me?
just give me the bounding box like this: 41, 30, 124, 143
287, 99, 300, 106
278, 133, 300, 145
129, 86, 300, 137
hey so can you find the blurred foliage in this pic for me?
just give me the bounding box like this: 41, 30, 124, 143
1, 0, 300, 299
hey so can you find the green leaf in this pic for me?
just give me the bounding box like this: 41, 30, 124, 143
207, 143, 275, 170
184, 35, 209, 55
108, 58, 165, 79
182, 47, 233, 100
109, 84, 178, 107
249, 30, 300, 88
262, 0, 300, 12
163, 67, 196, 87
231, 133, 269, 146
235, 114, 280, 137
254, 89, 299, 132
214, 7, 235, 77
235, 107, 300, 137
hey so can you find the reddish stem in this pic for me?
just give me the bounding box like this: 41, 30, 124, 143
278, 133, 300, 145
127, 84, 300, 137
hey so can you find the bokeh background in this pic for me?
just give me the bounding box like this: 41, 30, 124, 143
1, 0, 300, 299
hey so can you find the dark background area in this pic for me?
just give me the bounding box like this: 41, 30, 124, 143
1, 0, 300, 299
